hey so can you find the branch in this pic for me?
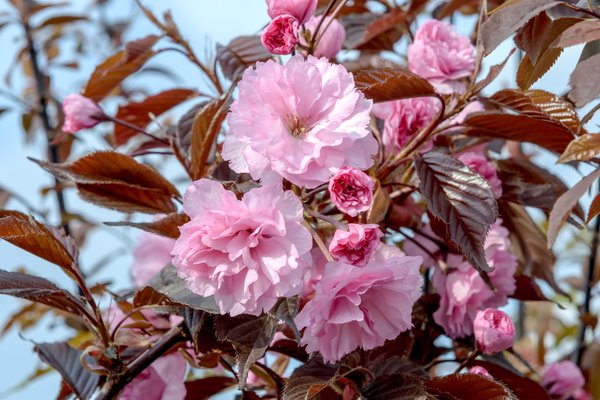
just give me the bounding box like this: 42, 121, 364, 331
23, 21, 71, 236
577, 180, 600, 365
97, 323, 189, 399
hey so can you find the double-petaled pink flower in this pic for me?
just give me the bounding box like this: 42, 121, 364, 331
329, 167, 375, 217
328, 224, 383, 267
372, 97, 440, 152
61, 94, 106, 133
295, 245, 422, 363
172, 179, 312, 316
405, 221, 517, 338
473, 308, 515, 354
222, 55, 376, 189
408, 20, 475, 94
131, 232, 176, 287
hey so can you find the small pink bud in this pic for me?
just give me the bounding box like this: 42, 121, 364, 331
61, 94, 105, 134
261, 14, 300, 55
542, 361, 586, 399
468, 366, 493, 379
473, 308, 515, 354
329, 167, 374, 217
302, 15, 346, 59
329, 224, 383, 267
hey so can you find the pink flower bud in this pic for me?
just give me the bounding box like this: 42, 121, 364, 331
266, 0, 317, 24
302, 15, 346, 59
542, 361, 586, 399
261, 14, 300, 55
61, 94, 105, 133
329, 223, 383, 267
473, 308, 515, 354
469, 366, 493, 379
329, 167, 375, 217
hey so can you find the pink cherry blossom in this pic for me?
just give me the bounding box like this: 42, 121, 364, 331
408, 20, 475, 94
469, 366, 493, 379
328, 224, 383, 267
266, 0, 317, 24
61, 94, 106, 133
302, 15, 346, 59
222, 55, 376, 189
295, 245, 423, 363
329, 167, 374, 217
473, 308, 515, 354
131, 232, 176, 287
261, 14, 299, 55
457, 151, 503, 198
372, 97, 440, 152
542, 361, 586, 399
172, 179, 312, 316
409, 221, 517, 338
121, 353, 187, 400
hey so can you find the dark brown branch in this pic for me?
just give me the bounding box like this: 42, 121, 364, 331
577, 180, 600, 365
23, 21, 71, 236
97, 323, 189, 400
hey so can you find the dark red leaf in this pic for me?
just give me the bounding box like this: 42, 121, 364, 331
190, 98, 228, 179
114, 88, 197, 146
216, 36, 272, 81
342, 10, 406, 51
511, 275, 552, 302
424, 373, 517, 399
104, 213, 189, 239
184, 376, 237, 400
354, 68, 436, 103
553, 19, 600, 48
415, 152, 498, 273
284, 357, 338, 400
361, 374, 430, 400
469, 361, 550, 400
559, 134, 600, 163
569, 53, 600, 107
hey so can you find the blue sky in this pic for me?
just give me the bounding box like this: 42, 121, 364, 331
0, 1, 597, 399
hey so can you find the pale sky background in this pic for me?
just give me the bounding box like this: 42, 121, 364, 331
0, 1, 598, 399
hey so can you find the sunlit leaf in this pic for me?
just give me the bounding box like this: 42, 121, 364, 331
354, 68, 436, 103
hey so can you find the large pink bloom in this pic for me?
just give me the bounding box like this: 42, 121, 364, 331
172, 179, 312, 316
372, 97, 440, 152
542, 361, 586, 400
302, 15, 346, 59
131, 232, 176, 287
407, 221, 517, 338
408, 20, 475, 94
121, 353, 187, 400
457, 151, 503, 198
295, 245, 423, 363
222, 55, 376, 189
262, 14, 299, 55
61, 94, 106, 133
266, 0, 317, 24
328, 224, 383, 267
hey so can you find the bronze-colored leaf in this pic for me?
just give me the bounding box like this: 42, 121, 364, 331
114, 88, 197, 146
558, 134, 600, 163
82, 35, 160, 102
34, 342, 99, 400
216, 36, 272, 81
216, 313, 278, 387
511, 275, 553, 302
514, 11, 552, 64
354, 68, 436, 103
0, 211, 77, 274
35, 15, 87, 30
415, 152, 498, 273
367, 180, 390, 224
105, 213, 189, 239
0, 269, 88, 317
437, 0, 479, 19
191, 98, 228, 179
425, 373, 517, 400
569, 53, 600, 107
481, 0, 561, 54
283, 357, 338, 400
32, 151, 179, 214
469, 361, 550, 400
361, 374, 431, 400
342, 9, 406, 51
553, 19, 600, 48
470, 49, 515, 94
184, 376, 238, 400
587, 192, 600, 224
548, 167, 600, 247
463, 112, 574, 154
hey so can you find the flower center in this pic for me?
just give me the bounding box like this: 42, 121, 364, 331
285, 114, 309, 139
